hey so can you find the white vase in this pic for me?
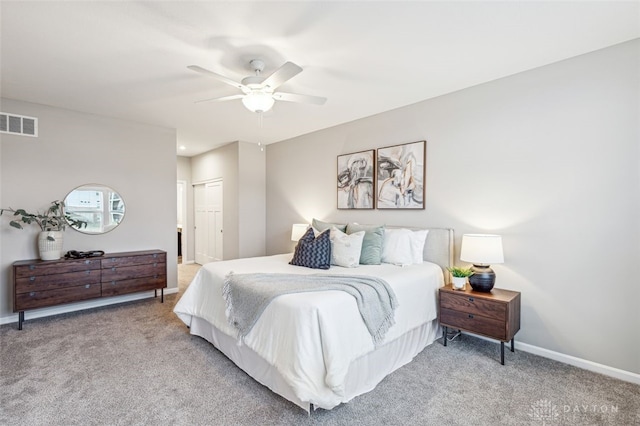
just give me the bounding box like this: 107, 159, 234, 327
452, 276, 467, 290
38, 231, 64, 261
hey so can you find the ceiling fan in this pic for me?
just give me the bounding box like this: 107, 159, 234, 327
188, 59, 327, 113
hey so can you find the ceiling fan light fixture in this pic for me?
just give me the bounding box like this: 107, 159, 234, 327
242, 91, 275, 113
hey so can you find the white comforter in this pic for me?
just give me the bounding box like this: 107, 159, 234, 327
173, 254, 444, 409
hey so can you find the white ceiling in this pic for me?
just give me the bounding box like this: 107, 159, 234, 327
1, 1, 638, 157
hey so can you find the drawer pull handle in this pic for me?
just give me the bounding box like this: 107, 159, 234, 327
111, 267, 116, 272
85, 260, 91, 264
29, 276, 36, 282
29, 265, 35, 271
468, 297, 474, 302
153, 262, 157, 267
468, 314, 474, 319
154, 275, 158, 279
30, 292, 35, 297
111, 281, 117, 285
85, 270, 91, 275
85, 284, 91, 289
153, 253, 158, 258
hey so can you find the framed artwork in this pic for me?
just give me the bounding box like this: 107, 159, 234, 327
376, 140, 426, 209
337, 150, 375, 209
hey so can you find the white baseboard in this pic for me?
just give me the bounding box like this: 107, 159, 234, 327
515, 341, 640, 386
0, 287, 179, 326
464, 333, 640, 386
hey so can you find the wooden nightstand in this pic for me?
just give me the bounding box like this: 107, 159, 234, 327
439, 284, 521, 365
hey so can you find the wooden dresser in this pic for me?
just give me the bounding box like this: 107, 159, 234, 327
13, 249, 166, 330
439, 284, 521, 364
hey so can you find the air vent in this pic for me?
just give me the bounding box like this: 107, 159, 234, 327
0, 112, 38, 137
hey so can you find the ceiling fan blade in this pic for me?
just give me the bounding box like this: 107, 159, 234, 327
262, 62, 303, 90
194, 94, 245, 104
188, 65, 247, 90
273, 92, 327, 105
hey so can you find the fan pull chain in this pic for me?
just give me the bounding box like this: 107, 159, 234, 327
257, 113, 264, 152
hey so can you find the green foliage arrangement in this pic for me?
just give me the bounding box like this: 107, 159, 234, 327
1, 200, 86, 239
447, 266, 475, 278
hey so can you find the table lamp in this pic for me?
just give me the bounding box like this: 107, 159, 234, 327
460, 234, 504, 292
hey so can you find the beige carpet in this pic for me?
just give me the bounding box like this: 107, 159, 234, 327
178, 262, 201, 293
1, 265, 639, 425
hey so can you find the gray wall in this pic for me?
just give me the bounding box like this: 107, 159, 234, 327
191, 141, 266, 260
266, 40, 639, 374
0, 98, 177, 321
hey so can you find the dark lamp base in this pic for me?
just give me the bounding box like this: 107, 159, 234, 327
468, 265, 496, 292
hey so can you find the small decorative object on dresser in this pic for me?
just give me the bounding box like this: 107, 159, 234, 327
13, 249, 166, 330
446, 266, 474, 290
439, 284, 520, 365
1, 200, 86, 260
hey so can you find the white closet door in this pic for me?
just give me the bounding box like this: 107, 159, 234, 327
194, 180, 223, 265
194, 184, 207, 265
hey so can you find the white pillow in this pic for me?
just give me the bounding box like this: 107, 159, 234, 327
329, 227, 365, 268
410, 229, 429, 264
381, 228, 414, 266
382, 228, 429, 266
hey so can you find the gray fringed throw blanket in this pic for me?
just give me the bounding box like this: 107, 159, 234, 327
223, 273, 397, 346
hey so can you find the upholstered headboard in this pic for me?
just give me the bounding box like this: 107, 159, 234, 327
422, 227, 454, 278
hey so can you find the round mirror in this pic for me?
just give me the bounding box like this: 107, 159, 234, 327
64, 184, 125, 234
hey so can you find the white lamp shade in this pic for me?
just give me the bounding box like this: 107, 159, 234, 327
242, 91, 275, 113
291, 224, 309, 242
460, 234, 504, 265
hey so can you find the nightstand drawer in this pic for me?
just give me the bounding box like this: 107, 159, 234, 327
440, 291, 506, 321
440, 308, 507, 340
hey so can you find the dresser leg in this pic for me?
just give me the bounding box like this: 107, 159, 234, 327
500, 341, 505, 365
511, 338, 515, 352
161, 288, 164, 303
442, 326, 447, 346
18, 311, 24, 330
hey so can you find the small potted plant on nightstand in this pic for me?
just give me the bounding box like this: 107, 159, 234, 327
1, 200, 86, 261
447, 266, 474, 290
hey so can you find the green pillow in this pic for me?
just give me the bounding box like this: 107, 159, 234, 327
346, 223, 385, 265
312, 218, 347, 233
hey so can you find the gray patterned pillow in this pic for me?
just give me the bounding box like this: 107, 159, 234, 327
289, 228, 331, 269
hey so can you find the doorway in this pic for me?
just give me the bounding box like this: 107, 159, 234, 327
177, 180, 187, 264
194, 180, 223, 265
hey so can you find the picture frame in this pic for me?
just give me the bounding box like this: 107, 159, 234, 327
337, 150, 375, 209
376, 140, 426, 209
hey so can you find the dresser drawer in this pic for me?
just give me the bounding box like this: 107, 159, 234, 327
101, 262, 166, 281
15, 269, 101, 294
440, 308, 507, 341
15, 259, 100, 278
440, 291, 506, 321
101, 252, 166, 268
102, 276, 167, 297
15, 283, 102, 311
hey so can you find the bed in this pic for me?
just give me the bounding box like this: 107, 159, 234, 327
173, 226, 453, 412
